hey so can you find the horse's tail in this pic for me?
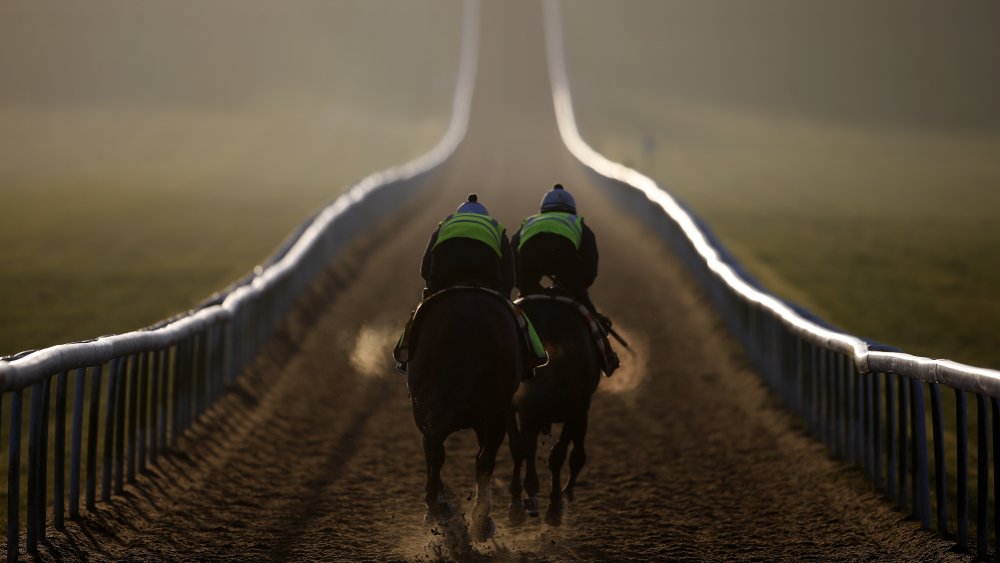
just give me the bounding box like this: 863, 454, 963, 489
419, 344, 482, 437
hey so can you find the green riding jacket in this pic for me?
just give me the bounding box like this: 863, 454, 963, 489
434, 212, 506, 257
516, 212, 584, 250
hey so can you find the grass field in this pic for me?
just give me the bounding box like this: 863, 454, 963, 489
561, 1, 1000, 369
0, 1, 460, 357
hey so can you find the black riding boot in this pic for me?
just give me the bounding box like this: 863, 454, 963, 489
581, 300, 620, 377
393, 308, 418, 374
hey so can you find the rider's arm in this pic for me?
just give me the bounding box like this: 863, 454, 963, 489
420, 228, 440, 284
580, 224, 598, 288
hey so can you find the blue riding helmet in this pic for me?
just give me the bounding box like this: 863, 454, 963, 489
540, 184, 576, 214
457, 193, 489, 215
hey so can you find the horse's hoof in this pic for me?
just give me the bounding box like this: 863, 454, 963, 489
508, 498, 526, 524
544, 502, 563, 527
523, 496, 540, 517
561, 488, 575, 505
472, 516, 496, 542
425, 501, 455, 523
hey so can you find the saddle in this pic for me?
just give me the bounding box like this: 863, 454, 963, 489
393, 286, 548, 376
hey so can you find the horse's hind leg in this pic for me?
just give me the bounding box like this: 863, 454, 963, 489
423, 434, 453, 520
520, 422, 542, 517
562, 414, 589, 501
548, 423, 573, 503
507, 413, 527, 522
471, 418, 505, 541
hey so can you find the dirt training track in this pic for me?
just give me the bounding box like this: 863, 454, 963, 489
34, 2, 967, 561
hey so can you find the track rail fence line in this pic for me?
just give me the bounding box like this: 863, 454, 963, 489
544, 0, 1000, 559
0, 1, 996, 560
0, 2, 479, 560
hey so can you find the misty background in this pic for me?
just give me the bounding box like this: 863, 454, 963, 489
0, 0, 460, 355
1, 0, 998, 367
562, 0, 1000, 367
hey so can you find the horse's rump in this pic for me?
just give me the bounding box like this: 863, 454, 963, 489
408, 287, 522, 436
513, 292, 601, 421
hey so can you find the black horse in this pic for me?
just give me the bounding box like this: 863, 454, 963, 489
508, 289, 602, 519
407, 287, 523, 540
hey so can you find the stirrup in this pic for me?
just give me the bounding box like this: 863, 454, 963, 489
604, 351, 620, 377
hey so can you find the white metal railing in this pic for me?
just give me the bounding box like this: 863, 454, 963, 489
543, 0, 1000, 557
0, 1, 480, 559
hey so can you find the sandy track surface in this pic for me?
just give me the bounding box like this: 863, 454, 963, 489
31, 1, 968, 561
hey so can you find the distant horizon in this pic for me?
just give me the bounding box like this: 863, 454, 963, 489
564, 0, 1000, 133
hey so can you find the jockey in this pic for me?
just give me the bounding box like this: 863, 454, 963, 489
395, 194, 545, 378
511, 184, 620, 376
420, 193, 514, 297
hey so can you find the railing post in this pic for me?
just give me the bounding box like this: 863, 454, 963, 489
70, 366, 87, 519
864, 371, 873, 480
956, 389, 969, 551
54, 370, 69, 530
929, 383, 948, 534
872, 372, 883, 491
898, 374, 909, 510
855, 365, 864, 467
823, 350, 834, 448
910, 379, 931, 528
27, 380, 48, 552
128, 353, 140, 484
102, 358, 120, 502
845, 356, 854, 464
830, 350, 839, 450
115, 355, 131, 495
977, 393, 989, 558
223, 320, 234, 386
138, 350, 150, 474
992, 398, 1000, 562
160, 347, 171, 450
794, 338, 805, 424
838, 354, 848, 458
150, 349, 162, 465
811, 344, 821, 436
171, 341, 184, 445
8, 388, 24, 563
197, 329, 209, 418
887, 373, 897, 501
86, 364, 103, 511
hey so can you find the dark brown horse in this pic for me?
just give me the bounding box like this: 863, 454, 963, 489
407, 287, 523, 541
508, 289, 602, 521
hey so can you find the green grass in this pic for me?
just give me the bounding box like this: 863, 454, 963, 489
575, 105, 1000, 368
0, 106, 449, 357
